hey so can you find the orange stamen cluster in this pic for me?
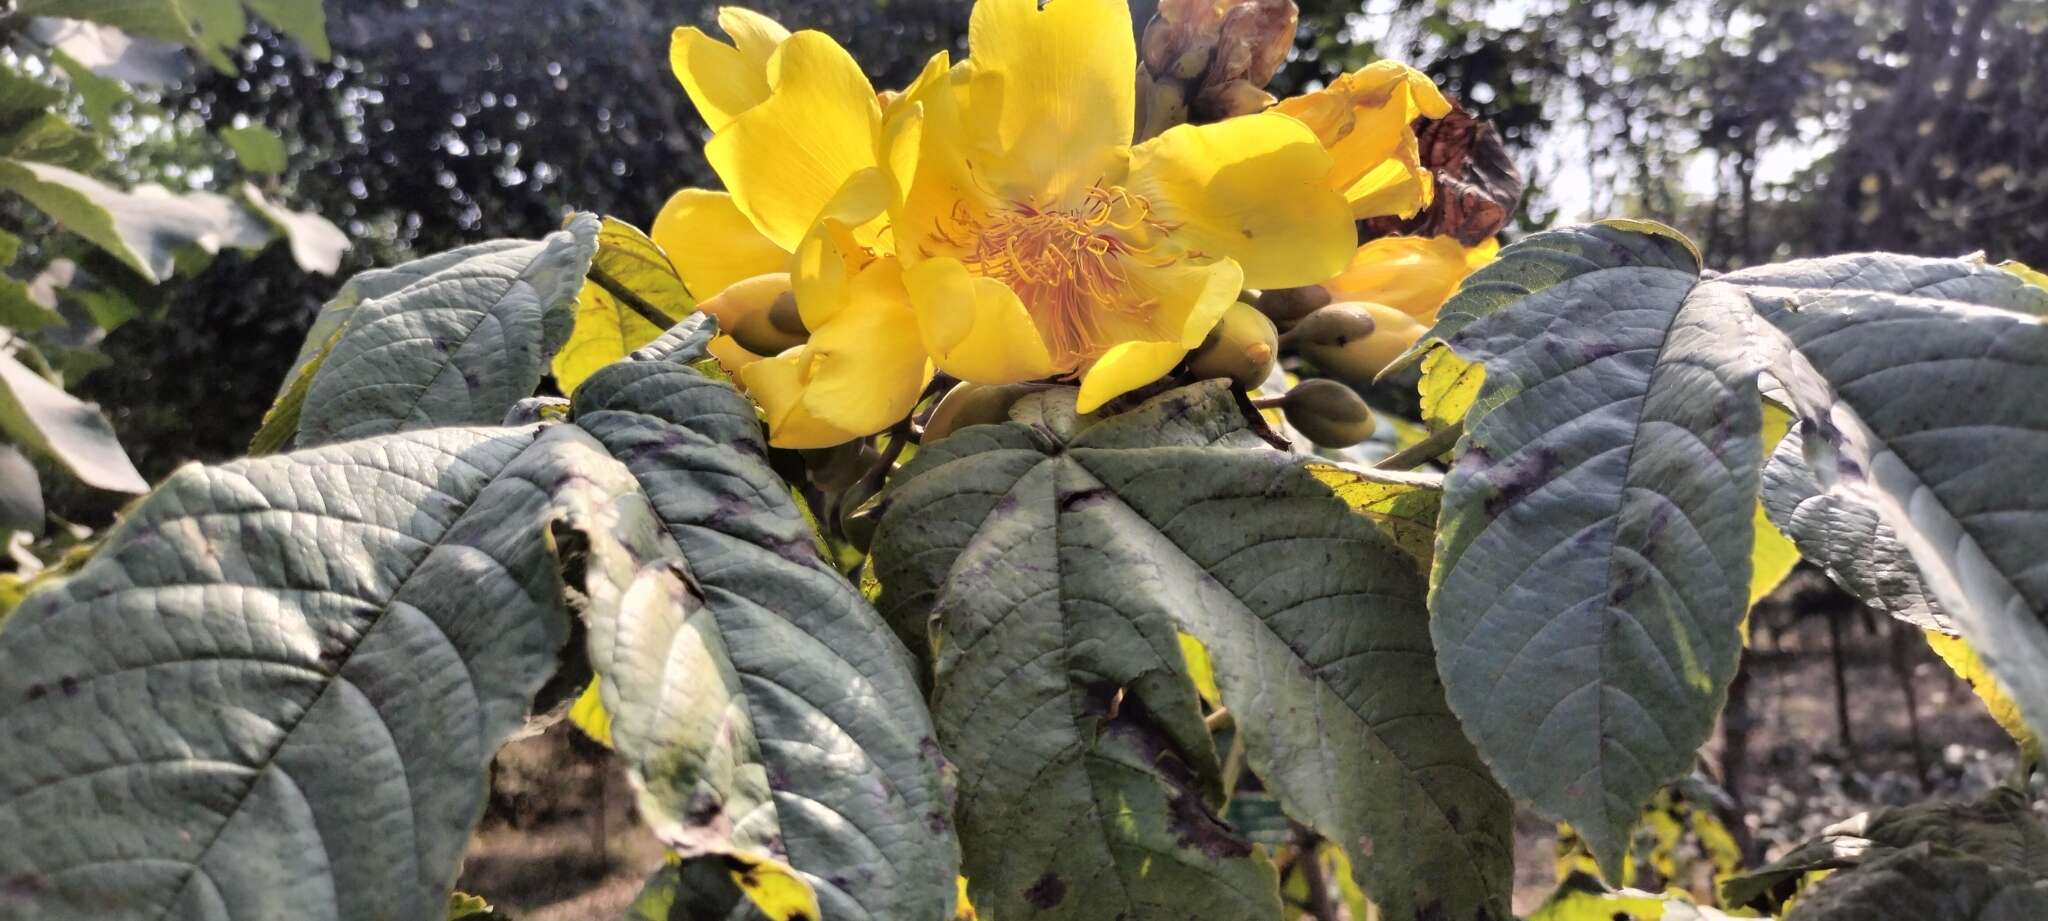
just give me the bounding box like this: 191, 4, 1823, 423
937, 185, 1175, 371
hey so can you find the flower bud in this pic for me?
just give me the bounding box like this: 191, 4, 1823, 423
1279, 379, 1377, 448
1284, 301, 1425, 384
922, 381, 1044, 443
802, 440, 875, 494
700, 272, 807, 357
1253, 284, 1331, 328
1136, 0, 1299, 140
836, 477, 881, 553
1186, 301, 1278, 389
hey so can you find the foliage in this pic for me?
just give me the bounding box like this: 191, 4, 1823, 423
3, 2, 2047, 921
0, 1, 343, 555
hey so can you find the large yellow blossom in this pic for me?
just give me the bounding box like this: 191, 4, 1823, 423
1274, 61, 1452, 220
667, 1, 1447, 447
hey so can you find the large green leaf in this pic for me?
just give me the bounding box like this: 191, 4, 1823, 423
876, 382, 1512, 921
0, 424, 588, 920
1782, 846, 2048, 921
1724, 255, 2048, 742
1421, 223, 1758, 875
295, 215, 597, 446
568, 327, 959, 921
1417, 223, 2048, 877
1721, 787, 2048, 911
0, 347, 146, 492
250, 238, 536, 454
20, 0, 331, 70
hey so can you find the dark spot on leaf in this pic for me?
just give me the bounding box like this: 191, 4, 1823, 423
1023, 872, 1066, 909
1480, 445, 1556, 518
683, 790, 723, 827
1445, 804, 1462, 830
1057, 487, 1110, 512
25, 684, 43, 701
926, 810, 950, 833
58, 676, 78, 697
3, 873, 47, 897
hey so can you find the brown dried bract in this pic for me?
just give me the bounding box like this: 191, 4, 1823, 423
1362, 105, 1525, 246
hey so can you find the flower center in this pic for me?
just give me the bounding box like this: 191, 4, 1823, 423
939, 185, 1173, 371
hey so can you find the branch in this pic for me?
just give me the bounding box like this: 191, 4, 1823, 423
588, 261, 682, 330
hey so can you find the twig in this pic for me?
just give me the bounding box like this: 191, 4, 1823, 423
1291, 821, 1340, 921
1372, 421, 1463, 472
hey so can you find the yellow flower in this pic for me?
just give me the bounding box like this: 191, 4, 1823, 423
668, 0, 1364, 446
1320, 234, 1499, 320
1272, 61, 1453, 220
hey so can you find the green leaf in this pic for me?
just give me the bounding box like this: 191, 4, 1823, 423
0, 424, 588, 919
31, 19, 194, 88
48, 48, 138, 132
17, 0, 236, 72
551, 216, 691, 395
569, 334, 960, 921
1424, 223, 1757, 875
219, 124, 287, 174
251, 238, 534, 454
240, 182, 347, 274
1727, 254, 2048, 743
1782, 846, 2048, 921
0, 160, 275, 282
0, 114, 105, 172
295, 215, 597, 446
876, 382, 1511, 921
0, 68, 65, 130
242, 0, 330, 59
0, 443, 44, 533
1721, 780, 2048, 913
0, 347, 145, 492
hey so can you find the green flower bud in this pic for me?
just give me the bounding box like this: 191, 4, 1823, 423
1186, 301, 1279, 389
922, 381, 1045, 443
1280, 378, 1377, 448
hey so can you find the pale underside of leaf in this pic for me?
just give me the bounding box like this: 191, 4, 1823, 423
570, 345, 957, 921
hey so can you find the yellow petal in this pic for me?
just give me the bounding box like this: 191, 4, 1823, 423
740, 259, 932, 448
791, 167, 895, 331
717, 7, 790, 63
707, 31, 882, 251
903, 256, 1057, 384
671, 30, 768, 133
1075, 340, 1187, 412
708, 334, 764, 374
651, 189, 791, 301
1273, 61, 1451, 220
1127, 253, 1244, 348
1129, 112, 1356, 289
962, 0, 1136, 199
1321, 235, 1484, 319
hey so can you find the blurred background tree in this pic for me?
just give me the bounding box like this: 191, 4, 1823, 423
56, 0, 2048, 500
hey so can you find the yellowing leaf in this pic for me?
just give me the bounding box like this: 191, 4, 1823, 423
446, 890, 495, 919
953, 877, 978, 921
1418, 343, 1485, 434
1999, 259, 2048, 291
1749, 402, 1800, 608
1178, 631, 1222, 708
1304, 461, 1442, 566
567, 676, 614, 749
1926, 630, 2040, 768
730, 855, 822, 921
553, 216, 697, 394
554, 280, 665, 395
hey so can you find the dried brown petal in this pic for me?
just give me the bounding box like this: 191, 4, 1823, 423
1361, 104, 1524, 246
